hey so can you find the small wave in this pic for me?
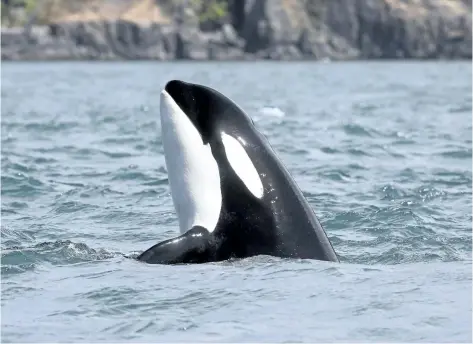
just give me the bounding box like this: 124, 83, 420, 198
1, 240, 118, 275
142, 178, 168, 187
320, 146, 340, 154
48, 201, 99, 215
88, 210, 147, 223
1, 174, 50, 197
53, 184, 125, 200
3, 201, 28, 210
437, 148, 472, 159
101, 150, 134, 159
24, 121, 80, 132
347, 163, 368, 171
379, 184, 407, 201
430, 170, 472, 187
317, 169, 352, 182
33, 157, 58, 164
347, 148, 371, 157
341, 123, 378, 137
5, 119, 80, 133
323, 210, 371, 232
132, 189, 167, 202
1, 226, 36, 249
2, 160, 36, 173
134, 143, 148, 151
448, 104, 472, 113
111, 169, 155, 182
414, 186, 447, 202
391, 138, 417, 146
377, 182, 451, 204
99, 137, 141, 145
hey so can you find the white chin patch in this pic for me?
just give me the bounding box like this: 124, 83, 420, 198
221, 133, 264, 199
160, 90, 222, 234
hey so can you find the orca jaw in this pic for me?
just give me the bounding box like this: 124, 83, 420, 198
164, 80, 213, 144
160, 87, 222, 234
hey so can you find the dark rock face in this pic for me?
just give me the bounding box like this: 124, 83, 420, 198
1, 0, 471, 61
319, 0, 472, 59
1, 21, 247, 61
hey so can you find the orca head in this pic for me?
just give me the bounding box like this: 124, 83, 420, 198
160, 80, 265, 235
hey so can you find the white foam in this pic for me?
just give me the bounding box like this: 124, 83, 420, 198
258, 106, 285, 118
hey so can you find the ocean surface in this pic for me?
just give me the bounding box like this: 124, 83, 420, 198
1, 61, 472, 342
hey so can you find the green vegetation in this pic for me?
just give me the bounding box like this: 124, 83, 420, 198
193, 0, 228, 24
1, 0, 61, 27
1, 0, 25, 27
160, 0, 228, 25
1, 0, 229, 27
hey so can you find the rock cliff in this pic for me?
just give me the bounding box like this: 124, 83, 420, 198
1, 0, 471, 61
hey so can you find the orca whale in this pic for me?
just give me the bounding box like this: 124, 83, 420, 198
137, 80, 339, 264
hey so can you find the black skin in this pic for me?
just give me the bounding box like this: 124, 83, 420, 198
136, 226, 216, 264
137, 80, 339, 265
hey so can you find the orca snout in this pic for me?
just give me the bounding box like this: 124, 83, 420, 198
164, 80, 188, 96
163, 80, 198, 117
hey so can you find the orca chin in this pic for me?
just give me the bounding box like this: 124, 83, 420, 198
137, 79, 339, 265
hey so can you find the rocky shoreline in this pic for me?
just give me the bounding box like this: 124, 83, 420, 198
2, 0, 472, 61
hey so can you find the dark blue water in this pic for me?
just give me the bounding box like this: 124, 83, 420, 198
1, 61, 472, 342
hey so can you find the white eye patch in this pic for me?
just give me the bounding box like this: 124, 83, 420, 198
221, 132, 264, 199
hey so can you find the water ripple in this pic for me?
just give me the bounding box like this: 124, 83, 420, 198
2, 240, 118, 276
1, 61, 471, 343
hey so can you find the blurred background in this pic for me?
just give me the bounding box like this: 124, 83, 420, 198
1, 0, 472, 61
